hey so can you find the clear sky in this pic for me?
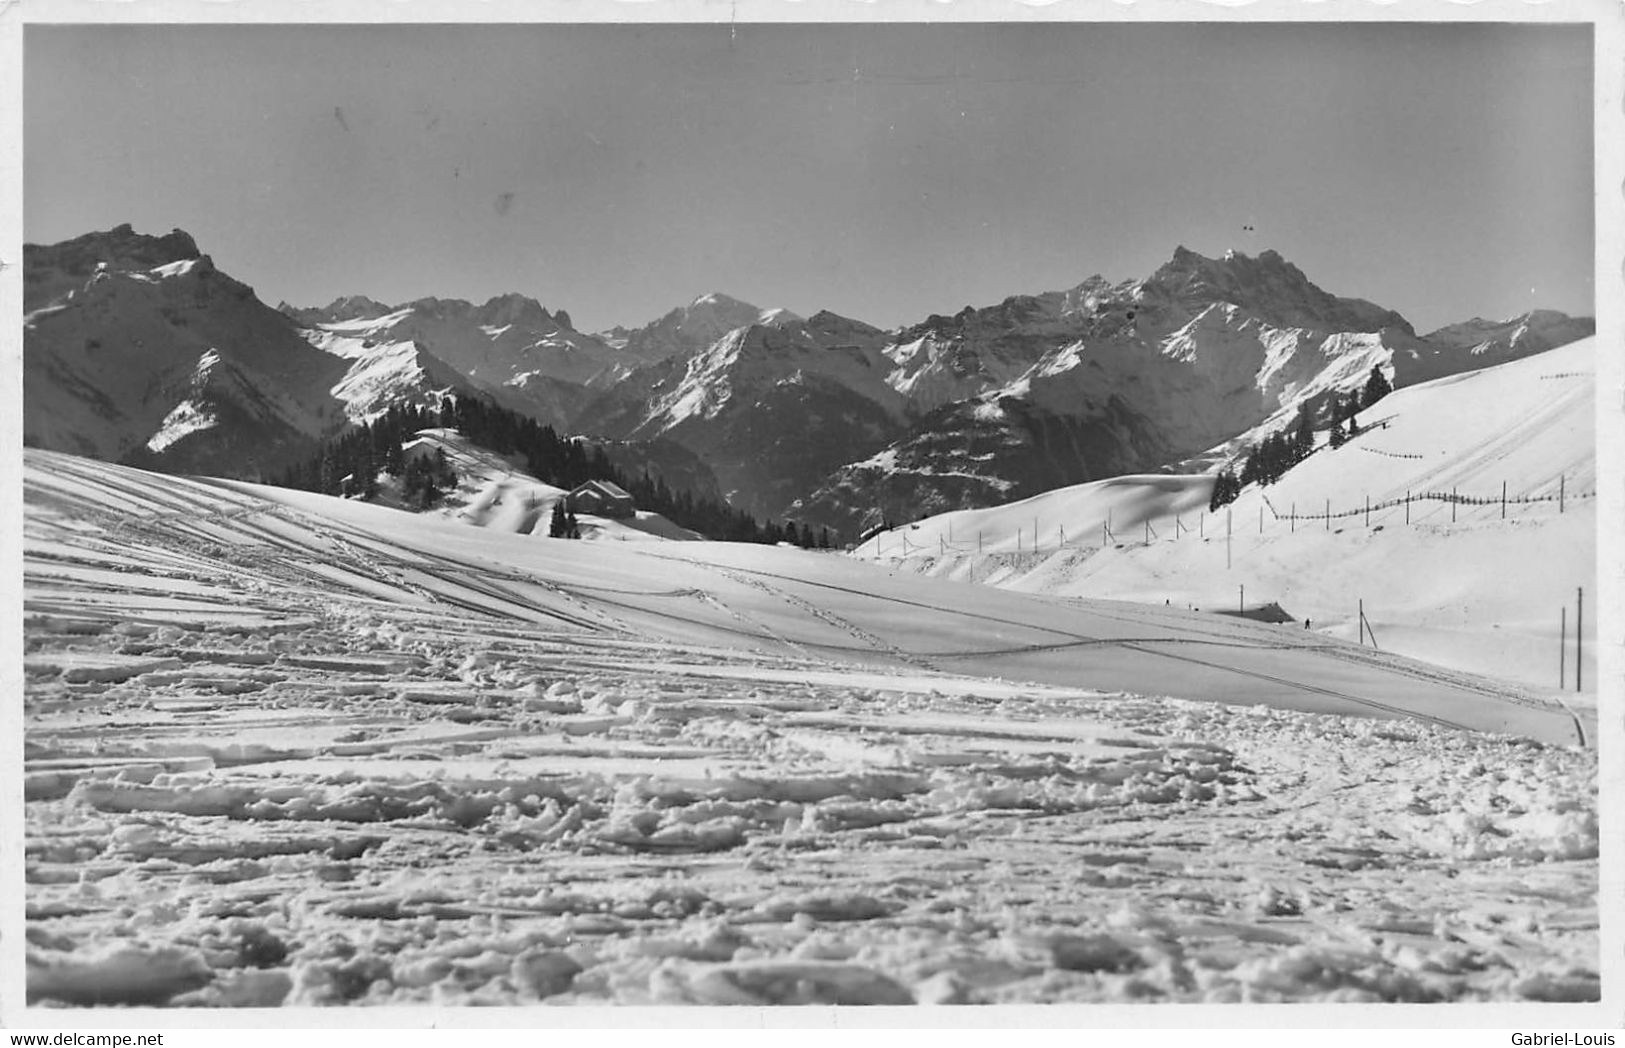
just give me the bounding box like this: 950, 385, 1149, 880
24, 22, 1594, 335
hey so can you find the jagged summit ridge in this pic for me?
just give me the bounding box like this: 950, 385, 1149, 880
24, 224, 206, 312
1135, 245, 1414, 336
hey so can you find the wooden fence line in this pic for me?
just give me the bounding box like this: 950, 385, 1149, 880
860, 482, 1595, 559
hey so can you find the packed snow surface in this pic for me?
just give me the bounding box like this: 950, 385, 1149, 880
22, 449, 1596, 1008
858, 338, 1597, 698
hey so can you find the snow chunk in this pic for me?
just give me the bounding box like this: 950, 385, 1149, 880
29, 943, 213, 1005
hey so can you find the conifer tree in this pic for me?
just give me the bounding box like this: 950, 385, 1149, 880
548, 501, 570, 538
1293, 410, 1315, 462
433, 447, 456, 488
1209, 467, 1241, 511
1362, 366, 1392, 409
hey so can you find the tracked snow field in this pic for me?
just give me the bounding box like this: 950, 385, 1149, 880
22, 450, 1597, 1008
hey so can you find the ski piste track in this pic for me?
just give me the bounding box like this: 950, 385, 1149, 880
24, 450, 1588, 747
635, 552, 1587, 746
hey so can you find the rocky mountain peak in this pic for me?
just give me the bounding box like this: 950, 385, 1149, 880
475, 293, 555, 330
24, 225, 206, 311
1139, 246, 1413, 336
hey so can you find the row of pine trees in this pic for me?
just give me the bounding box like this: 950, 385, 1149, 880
1209, 365, 1393, 511
271, 397, 838, 548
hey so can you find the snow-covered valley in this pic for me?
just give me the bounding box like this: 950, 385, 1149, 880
21, 447, 1597, 1009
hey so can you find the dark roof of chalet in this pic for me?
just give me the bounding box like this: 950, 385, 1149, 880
569, 479, 633, 501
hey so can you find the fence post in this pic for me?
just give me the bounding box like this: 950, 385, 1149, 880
1405, 491, 1410, 525
1452, 488, 1457, 524
1560, 475, 1565, 514
978, 531, 982, 553
1291, 502, 1296, 533
1259, 505, 1264, 534
1577, 586, 1583, 692
1200, 514, 1204, 539
1359, 599, 1365, 646
1502, 481, 1507, 520
1060, 524, 1066, 547
1325, 498, 1329, 530
1240, 584, 1244, 613
1365, 495, 1370, 528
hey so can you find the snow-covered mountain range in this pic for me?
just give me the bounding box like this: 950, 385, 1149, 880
20, 226, 706, 486
23, 226, 1592, 534
785, 248, 1591, 535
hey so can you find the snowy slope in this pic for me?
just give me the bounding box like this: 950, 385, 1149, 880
860, 337, 1597, 696
304, 322, 470, 423
21, 447, 1598, 1007
393, 429, 699, 543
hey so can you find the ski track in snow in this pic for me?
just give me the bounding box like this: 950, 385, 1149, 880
22, 450, 1597, 1008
